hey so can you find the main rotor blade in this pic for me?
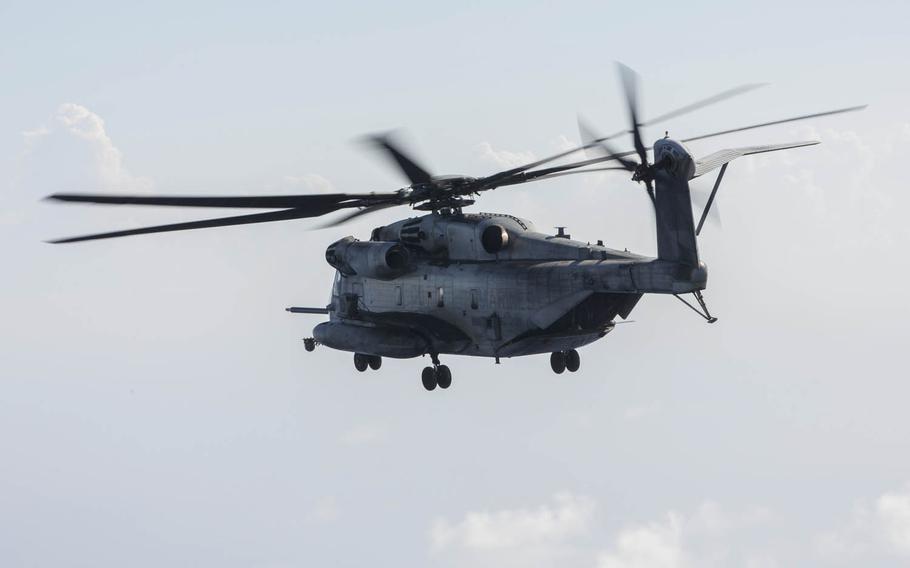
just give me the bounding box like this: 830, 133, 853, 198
368, 135, 434, 185
46, 192, 397, 209
511, 166, 628, 183
314, 201, 402, 229
681, 105, 867, 144
492, 150, 639, 187
475, 143, 596, 190
47, 207, 340, 244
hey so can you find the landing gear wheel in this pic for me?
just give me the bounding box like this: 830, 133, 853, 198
565, 349, 580, 373
354, 353, 369, 372
303, 338, 316, 352
368, 355, 382, 370
550, 351, 566, 374
421, 367, 437, 391
436, 365, 452, 389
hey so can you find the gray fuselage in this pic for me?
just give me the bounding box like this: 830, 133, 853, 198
313, 212, 707, 360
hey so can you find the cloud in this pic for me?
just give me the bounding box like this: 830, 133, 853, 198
814, 481, 910, 561
476, 142, 537, 169
476, 135, 586, 170
877, 484, 910, 555
429, 495, 778, 568
430, 492, 594, 552
597, 513, 684, 568
281, 173, 336, 193
17, 103, 153, 193
734, 123, 907, 250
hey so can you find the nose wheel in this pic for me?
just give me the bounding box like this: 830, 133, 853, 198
550, 350, 580, 374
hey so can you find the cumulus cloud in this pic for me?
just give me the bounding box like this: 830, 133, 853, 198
734, 123, 907, 249
814, 481, 910, 562
17, 103, 153, 193
476, 135, 587, 170
597, 513, 684, 568
877, 484, 910, 555
281, 173, 336, 193
476, 142, 537, 169
429, 495, 778, 568
430, 492, 594, 552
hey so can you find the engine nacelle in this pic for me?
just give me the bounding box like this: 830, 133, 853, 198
480, 223, 510, 253
325, 237, 412, 280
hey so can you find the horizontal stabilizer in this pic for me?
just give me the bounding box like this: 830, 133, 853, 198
693, 141, 819, 178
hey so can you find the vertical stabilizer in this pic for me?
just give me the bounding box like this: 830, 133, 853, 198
654, 169, 699, 266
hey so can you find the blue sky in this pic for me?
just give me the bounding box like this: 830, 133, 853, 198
2, 1, 909, 567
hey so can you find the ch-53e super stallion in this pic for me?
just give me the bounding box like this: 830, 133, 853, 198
47, 64, 864, 391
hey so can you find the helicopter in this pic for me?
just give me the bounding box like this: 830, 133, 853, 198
46, 64, 864, 391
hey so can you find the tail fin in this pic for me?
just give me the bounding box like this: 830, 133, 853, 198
654, 169, 699, 266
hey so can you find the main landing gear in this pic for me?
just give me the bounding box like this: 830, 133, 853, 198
354, 353, 382, 372
550, 349, 581, 374
421, 353, 452, 391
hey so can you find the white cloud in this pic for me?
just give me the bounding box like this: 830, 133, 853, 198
476, 135, 586, 170
476, 142, 537, 169
281, 173, 335, 193
597, 513, 684, 568
814, 481, 910, 561
877, 484, 910, 555
430, 492, 594, 552
597, 503, 774, 568
429, 495, 780, 568
15, 103, 152, 195
735, 123, 906, 250
61, 103, 149, 191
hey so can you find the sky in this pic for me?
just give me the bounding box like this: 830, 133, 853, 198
2, 1, 909, 566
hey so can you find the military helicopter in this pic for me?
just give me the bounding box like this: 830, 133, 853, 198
47, 64, 864, 391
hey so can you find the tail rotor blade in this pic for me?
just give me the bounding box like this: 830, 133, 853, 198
577, 116, 638, 172
644, 83, 768, 126
616, 62, 648, 165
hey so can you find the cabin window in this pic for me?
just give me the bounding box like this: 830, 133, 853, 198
470, 289, 479, 310
396, 286, 402, 306
437, 286, 445, 307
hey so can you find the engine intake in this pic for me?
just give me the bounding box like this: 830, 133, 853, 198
325, 237, 412, 280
